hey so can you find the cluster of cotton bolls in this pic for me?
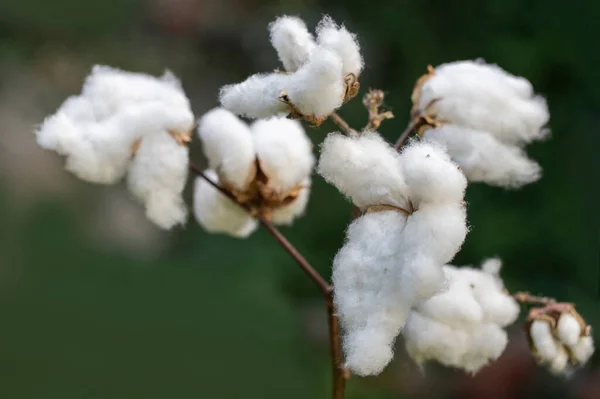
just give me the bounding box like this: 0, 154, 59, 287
402, 258, 520, 374
220, 15, 363, 125
411, 59, 550, 188
194, 107, 314, 238
527, 305, 595, 375
35, 65, 195, 229
317, 132, 468, 376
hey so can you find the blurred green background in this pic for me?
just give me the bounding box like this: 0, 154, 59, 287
0, 0, 598, 398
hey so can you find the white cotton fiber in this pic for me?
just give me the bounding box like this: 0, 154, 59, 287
557, 313, 583, 347
415, 60, 549, 146
530, 320, 559, 361
197, 107, 257, 191
251, 117, 314, 193
333, 211, 411, 375
193, 170, 258, 238
269, 16, 316, 72
126, 130, 189, 229
270, 180, 311, 225
317, 132, 409, 209
316, 15, 363, 77
569, 336, 595, 364
421, 125, 542, 188
219, 73, 290, 119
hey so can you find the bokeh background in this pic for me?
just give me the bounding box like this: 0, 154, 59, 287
0, 0, 598, 398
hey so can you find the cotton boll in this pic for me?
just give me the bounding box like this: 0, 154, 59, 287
251, 117, 314, 192
462, 322, 509, 373
197, 107, 256, 191
219, 73, 290, 119
557, 313, 583, 347
569, 336, 595, 364
285, 47, 345, 117
317, 132, 409, 209
399, 254, 447, 305
193, 170, 258, 238
270, 181, 311, 225
421, 125, 542, 188
333, 211, 410, 375
316, 15, 363, 77
549, 345, 571, 375
127, 131, 189, 229
400, 141, 467, 206
269, 16, 316, 72
530, 320, 560, 362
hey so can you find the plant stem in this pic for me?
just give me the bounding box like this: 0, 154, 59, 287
512, 291, 557, 306
331, 112, 359, 136
393, 119, 419, 150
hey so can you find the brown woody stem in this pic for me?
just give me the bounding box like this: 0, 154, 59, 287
188, 161, 347, 399
331, 112, 359, 136
512, 291, 558, 306
393, 119, 420, 150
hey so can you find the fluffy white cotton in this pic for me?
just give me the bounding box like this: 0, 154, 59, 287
269, 16, 316, 72
414, 60, 549, 146
193, 170, 258, 238
332, 211, 410, 376
197, 107, 257, 191
316, 16, 363, 77
317, 132, 409, 210
557, 313, 583, 347
219, 73, 290, 119
251, 117, 314, 192
127, 131, 189, 229
530, 320, 559, 361
570, 336, 595, 364
270, 180, 311, 225
403, 260, 518, 374
421, 125, 542, 188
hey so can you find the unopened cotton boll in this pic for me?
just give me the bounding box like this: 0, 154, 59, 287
193, 170, 258, 238
421, 125, 542, 188
219, 73, 290, 119
251, 117, 314, 193
197, 107, 257, 191
269, 16, 316, 72
317, 132, 409, 209
316, 16, 363, 77
415, 60, 549, 146
557, 313, 583, 346
127, 131, 189, 229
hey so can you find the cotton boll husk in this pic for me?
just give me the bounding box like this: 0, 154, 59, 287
270, 181, 311, 225
332, 211, 411, 375
530, 320, 560, 361
569, 336, 595, 364
269, 16, 316, 72
417, 62, 549, 146
285, 47, 345, 117
400, 140, 467, 206
251, 117, 314, 192
317, 132, 409, 209
127, 131, 189, 229
315, 16, 363, 77
421, 125, 542, 188
197, 107, 256, 191
219, 73, 290, 119
556, 313, 582, 346
82, 65, 191, 121
193, 170, 258, 238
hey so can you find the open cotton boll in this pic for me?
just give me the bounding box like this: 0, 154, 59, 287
269, 16, 316, 72
197, 107, 256, 191
317, 132, 409, 209
284, 47, 345, 117
550, 346, 571, 375
399, 141, 467, 206
126, 131, 189, 229
270, 179, 311, 225
82, 65, 191, 121
557, 313, 583, 347
219, 73, 290, 119
416, 60, 549, 146
251, 117, 314, 192
421, 125, 542, 188
332, 211, 411, 375
530, 320, 560, 361
193, 170, 258, 238
569, 336, 595, 364
316, 16, 363, 77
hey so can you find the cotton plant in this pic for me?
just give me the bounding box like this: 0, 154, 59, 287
317, 132, 468, 376
410, 60, 550, 188
35, 65, 195, 229
403, 258, 520, 373
194, 107, 314, 238
219, 15, 363, 126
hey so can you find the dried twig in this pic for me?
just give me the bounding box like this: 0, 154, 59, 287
330, 112, 359, 137
363, 89, 394, 131
513, 292, 558, 306
188, 162, 347, 399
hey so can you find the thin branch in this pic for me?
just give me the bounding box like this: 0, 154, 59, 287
393, 119, 420, 150
188, 162, 347, 399
363, 89, 394, 131
331, 112, 359, 136
512, 291, 557, 306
